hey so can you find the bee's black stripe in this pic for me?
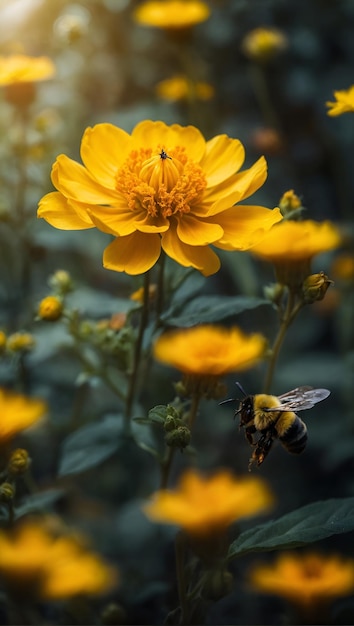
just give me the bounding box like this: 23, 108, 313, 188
279, 419, 307, 454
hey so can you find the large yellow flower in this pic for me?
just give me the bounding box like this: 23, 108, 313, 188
0, 521, 117, 600
249, 552, 354, 610
38, 121, 282, 276
326, 85, 354, 116
143, 469, 273, 537
0, 388, 47, 444
0, 55, 55, 85
133, 0, 210, 29
153, 325, 266, 375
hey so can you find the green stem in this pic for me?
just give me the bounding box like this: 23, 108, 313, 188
125, 271, 151, 425
160, 446, 175, 490
249, 63, 280, 130
187, 392, 202, 430
175, 531, 189, 624
263, 290, 303, 393
155, 250, 166, 324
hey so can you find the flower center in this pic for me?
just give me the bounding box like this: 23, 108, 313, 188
115, 146, 207, 219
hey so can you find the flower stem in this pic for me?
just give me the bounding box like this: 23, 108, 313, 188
160, 446, 175, 490
125, 271, 151, 427
263, 290, 304, 393
155, 250, 166, 324
175, 531, 190, 624
187, 392, 202, 430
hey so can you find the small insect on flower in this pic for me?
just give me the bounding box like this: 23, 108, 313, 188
232, 384, 330, 470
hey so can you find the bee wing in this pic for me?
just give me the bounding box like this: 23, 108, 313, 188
265, 388, 331, 412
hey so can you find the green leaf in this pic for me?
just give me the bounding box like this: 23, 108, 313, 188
58, 414, 123, 476
148, 405, 169, 424
15, 489, 65, 519
228, 497, 354, 560
161, 295, 269, 327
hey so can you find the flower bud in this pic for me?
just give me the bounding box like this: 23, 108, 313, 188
0, 482, 15, 503
302, 272, 333, 304
48, 269, 73, 294
202, 569, 234, 601
264, 282, 284, 305
165, 425, 191, 449
7, 449, 31, 476
279, 189, 303, 218
101, 602, 127, 625
38, 295, 63, 321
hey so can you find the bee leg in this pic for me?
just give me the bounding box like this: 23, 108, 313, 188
251, 432, 274, 468
244, 425, 257, 446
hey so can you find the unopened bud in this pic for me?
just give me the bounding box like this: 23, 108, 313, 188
202, 569, 234, 601
302, 272, 333, 304
101, 602, 127, 625
48, 269, 73, 294
7, 449, 30, 476
264, 282, 284, 305
279, 189, 304, 219
165, 425, 191, 449
0, 482, 15, 502
38, 295, 63, 321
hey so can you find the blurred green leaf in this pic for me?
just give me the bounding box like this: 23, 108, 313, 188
161, 295, 270, 327
228, 497, 354, 559
15, 489, 65, 519
148, 405, 168, 424
58, 414, 123, 476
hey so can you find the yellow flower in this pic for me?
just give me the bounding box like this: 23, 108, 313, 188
278, 189, 302, 217
143, 469, 273, 537
133, 0, 210, 29
0, 330, 6, 353
38, 121, 282, 276
38, 295, 63, 321
153, 325, 266, 376
156, 75, 214, 101
331, 253, 354, 281
0, 521, 117, 600
326, 85, 354, 116
241, 27, 288, 62
0, 55, 56, 85
249, 552, 354, 610
250, 220, 341, 287
6, 332, 35, 352
0, 388, 47, 444
250, 220, 340, 262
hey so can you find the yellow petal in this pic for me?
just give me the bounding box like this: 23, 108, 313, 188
131, 120, 206, 162
204, 156, 268, 214
201, 135, 245, 186
53, 156, 118, 204
176, 215, 223, 245
213, 205, 283, 250
161, 223, 220, 275
38, 192, 94, 230
80, 124, 132, 188
103, 232, 161, 274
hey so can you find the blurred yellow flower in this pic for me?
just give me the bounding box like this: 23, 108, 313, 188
153, 325, 267, 376
249, 552, 354, 610
6, 332, 35, 352
0, 55, 55, 85
0, 521, 117, 600
38, 295, 63, 321
326, 85, 354, 116
331, 253, 354, 281
38, 120, 281, 276
156, 75, 214, 101
250, 220, 340, 263
143, 469, 273, 536
0, 388, 46, 443
0, 330, 6, 353
133, 0, 210, 29
241, 27, 288, 62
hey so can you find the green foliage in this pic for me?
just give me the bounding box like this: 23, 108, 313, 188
162, 295, 270, 326
58, 415, 123, 476
228, 497, 354, 559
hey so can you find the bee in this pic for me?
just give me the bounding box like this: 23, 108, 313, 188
234, 384, 330, 470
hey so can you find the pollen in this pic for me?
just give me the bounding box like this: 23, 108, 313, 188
115, 146, 207, 219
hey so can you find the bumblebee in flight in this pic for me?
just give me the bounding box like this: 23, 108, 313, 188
234, 384, 330, 470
